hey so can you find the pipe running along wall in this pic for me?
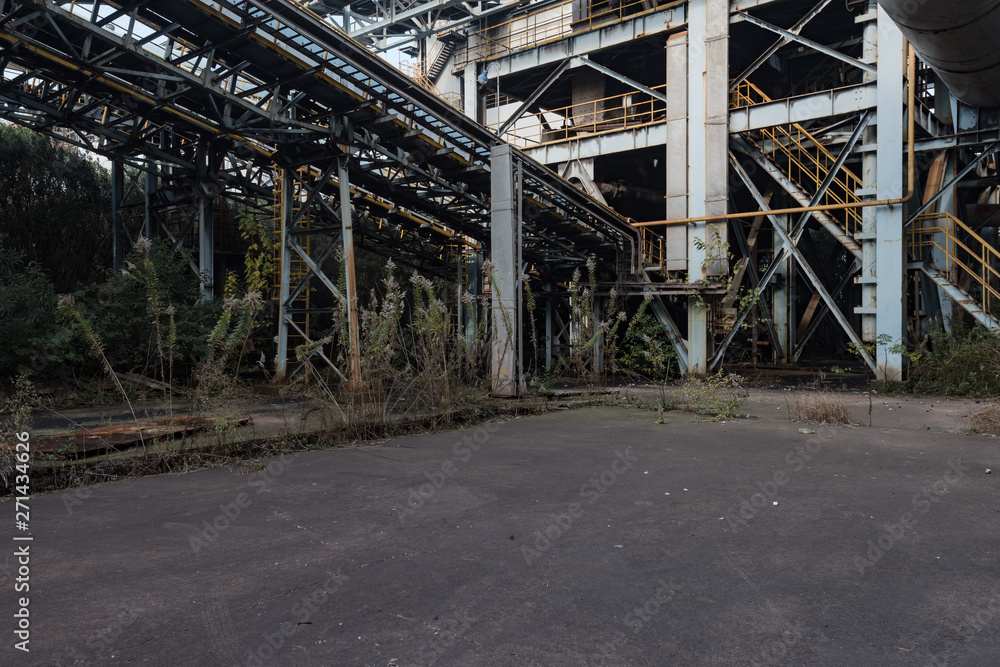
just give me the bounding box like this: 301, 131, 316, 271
878, 0, 1000, 108
632, 45, 916, 229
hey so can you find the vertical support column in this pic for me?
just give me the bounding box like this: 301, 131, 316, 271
143, 160, 157, 241
111, 161, 124, 270
276, 168, 293, 380
464, 63, 478, 120
593, 297, 604, 374
198, 197, 214, 300
339, 155, 362, 387
875, 10, 905, 380
860, 2, 879, 343
545, 284, 554, 372
686, 0, 729, 373
771, 215, 793, 362
465, 252, 482, 346
935, 151, 956, 328
456, 247, 465, 340
704, 0, 730, 278
664, 31, 689, 272
490, 144, 519, 396
687, 3, 708, 374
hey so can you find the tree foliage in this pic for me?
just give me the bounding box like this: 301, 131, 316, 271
0, 124, 112, 291
0, 248, 83, 378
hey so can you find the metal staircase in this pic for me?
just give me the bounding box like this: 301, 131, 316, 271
273, 168, 313, 367
907, 211, 1000, 330
427, 39, 458, 82
731, 81, 864, 254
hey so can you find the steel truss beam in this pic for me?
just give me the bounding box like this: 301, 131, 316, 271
733, 11, 876, 75
1, 0, 638, 278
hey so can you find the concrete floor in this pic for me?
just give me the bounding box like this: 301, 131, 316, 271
2, 400, 999, 666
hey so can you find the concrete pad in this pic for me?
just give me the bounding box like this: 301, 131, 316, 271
2, 406, 999, 666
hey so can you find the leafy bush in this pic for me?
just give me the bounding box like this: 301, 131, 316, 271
906, 320, 1000, 396
0, 249, 86, 378
71, 243, 216, 379
617, 308, 677, 380
0, 124, 111, 291
680, 372, 748, 421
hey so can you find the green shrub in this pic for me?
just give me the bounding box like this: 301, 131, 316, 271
907, 320, 1000, 396
617, 309, 676, 380
0, 249, 86, 378
72, 243, 216, 379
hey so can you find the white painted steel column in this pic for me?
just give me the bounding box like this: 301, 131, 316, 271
686, 0, 728, 373
491, 144, 519, 396
859, 2, 879, 343
276, 168, 293, 380
875, 10, 906, 380
464, 63, 477, 120
664, 31, 688, 272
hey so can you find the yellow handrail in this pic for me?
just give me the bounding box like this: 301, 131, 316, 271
641, 227, 664, 269
731, 81, 863, 236
455, 0, 683, 66
487, 83, 667, 147
907, 211, 1000, 314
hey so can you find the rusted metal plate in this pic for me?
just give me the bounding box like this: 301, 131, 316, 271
33, 416, 222, 459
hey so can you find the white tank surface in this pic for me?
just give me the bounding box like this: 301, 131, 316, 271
878, 0, 1000, 107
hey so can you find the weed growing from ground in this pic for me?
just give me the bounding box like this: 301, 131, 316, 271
680, 372, 749, 421
786, 391, 852, 425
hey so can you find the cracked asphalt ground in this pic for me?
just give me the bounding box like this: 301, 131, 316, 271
2, 405, 999, 666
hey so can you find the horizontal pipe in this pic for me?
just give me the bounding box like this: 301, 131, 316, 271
633, 45, 916, 230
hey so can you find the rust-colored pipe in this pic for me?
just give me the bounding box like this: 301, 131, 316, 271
632, 45, 916, 229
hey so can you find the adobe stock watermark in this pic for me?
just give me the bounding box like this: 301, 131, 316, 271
519, 447, 638, 565
724, 427, 835, 533
853, 457, 971, 575
63, 484, 95, 515
183, 454, 300, 554
751, 623, 806, 667
414, 607, 476, 666
67, 601, 145, 663
587, 579, 682, 666
238, 568, 349, 667
396, 421, 500, 524
925, 592, 1000, 667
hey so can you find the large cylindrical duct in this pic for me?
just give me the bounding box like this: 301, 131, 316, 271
878, 0, 1000, 107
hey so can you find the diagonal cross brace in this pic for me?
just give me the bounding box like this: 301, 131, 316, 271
734, 11, 876, 75
730, 0, 835, 91
719, 156, 876, 371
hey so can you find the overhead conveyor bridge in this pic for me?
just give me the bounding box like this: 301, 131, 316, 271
0, 0, 654, 386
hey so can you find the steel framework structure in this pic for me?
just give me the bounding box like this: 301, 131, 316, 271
4, 0, 1000, 387
394, 0, 1000, 380
0, 0, 669, 388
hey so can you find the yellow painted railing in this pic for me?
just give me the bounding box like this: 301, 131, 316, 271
907, 211, 1000, 315
641, 227, 664, 269
399, 61, 463, 109
272, 167, 312, 309
455, 0, 680, 66
731, 81, 864, 237
399, 60, 432, 89
487, 83, 666, 147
